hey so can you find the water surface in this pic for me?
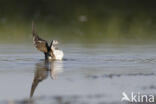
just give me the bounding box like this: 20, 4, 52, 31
0, 43, 156, 104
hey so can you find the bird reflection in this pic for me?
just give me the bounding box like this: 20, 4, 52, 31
30, 60, 63, 98
50, 61, 63, 80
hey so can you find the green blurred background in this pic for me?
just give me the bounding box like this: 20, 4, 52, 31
0, 0, 156, 44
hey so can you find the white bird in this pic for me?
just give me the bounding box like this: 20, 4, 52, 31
49, 40, 64, 60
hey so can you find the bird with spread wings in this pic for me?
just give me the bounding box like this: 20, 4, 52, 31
32, 22, 56, 60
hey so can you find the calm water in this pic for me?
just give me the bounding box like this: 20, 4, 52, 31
0, 43, 156, 104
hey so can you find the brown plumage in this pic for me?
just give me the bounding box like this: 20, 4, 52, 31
32, 22, 55, 59
32, 22, 50, 53
32, 22, 63, 60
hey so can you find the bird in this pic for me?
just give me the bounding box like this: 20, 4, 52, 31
32, 22, 64, 60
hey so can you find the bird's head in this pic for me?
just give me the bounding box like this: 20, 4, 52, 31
52, 40, 59, 45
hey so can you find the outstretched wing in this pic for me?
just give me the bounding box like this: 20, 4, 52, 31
32, 22, 49, 53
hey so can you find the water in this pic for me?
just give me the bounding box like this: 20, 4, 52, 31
0, 43, 156, 104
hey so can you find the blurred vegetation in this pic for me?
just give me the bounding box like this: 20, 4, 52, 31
0, 0, 156, 44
